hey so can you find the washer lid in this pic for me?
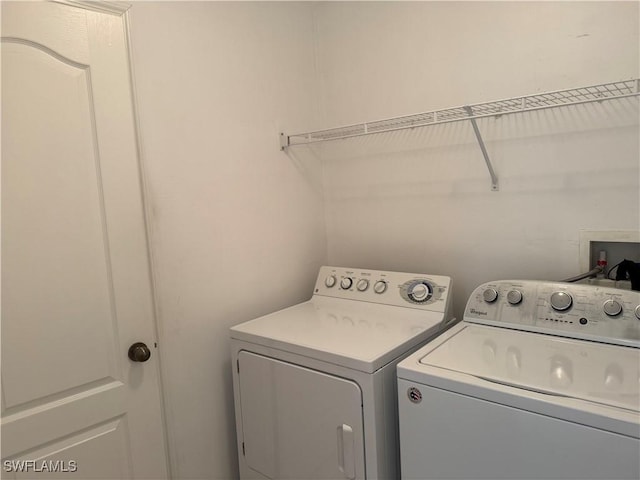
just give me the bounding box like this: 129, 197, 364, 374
419, 324, 640, 412
230, 296, 448, 373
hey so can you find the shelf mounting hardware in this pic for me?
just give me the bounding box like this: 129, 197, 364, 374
279, 132, 288, 152
464, 105, 499, 191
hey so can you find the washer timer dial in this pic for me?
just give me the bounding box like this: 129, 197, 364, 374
550, 291, 573, 312
603, 299, 622, 317
483, 288, 499, 304
507, 290, 523, 305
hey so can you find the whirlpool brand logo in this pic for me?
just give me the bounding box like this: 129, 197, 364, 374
407, 387, 422, 404
470, 308, 488, 316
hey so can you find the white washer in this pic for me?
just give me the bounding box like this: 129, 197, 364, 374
397, 280, 640, 480
231, 266, 455, 480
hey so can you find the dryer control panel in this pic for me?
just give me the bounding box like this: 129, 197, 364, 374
314, 266, 452, 313
465, 280, 640, 347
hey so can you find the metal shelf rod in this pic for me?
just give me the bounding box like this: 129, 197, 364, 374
280, 79, 640, 191
283, 90, 639, 147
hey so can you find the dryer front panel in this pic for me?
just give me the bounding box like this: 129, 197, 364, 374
237, 351, 365, 480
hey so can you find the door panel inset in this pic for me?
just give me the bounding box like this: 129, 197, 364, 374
238, 352, 365, 479
10, 418, 131, 480
2, 41, 117, 409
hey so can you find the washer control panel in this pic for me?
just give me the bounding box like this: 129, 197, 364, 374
314, 266, 452, 312
465, 280, 640, 347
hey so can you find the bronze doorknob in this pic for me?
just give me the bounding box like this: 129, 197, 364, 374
128, 342, 151, 362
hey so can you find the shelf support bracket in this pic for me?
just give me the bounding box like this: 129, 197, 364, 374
464, 106, 499, 191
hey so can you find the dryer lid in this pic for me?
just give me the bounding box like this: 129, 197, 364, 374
230, 296, 449, 373
419, 324, 640, 412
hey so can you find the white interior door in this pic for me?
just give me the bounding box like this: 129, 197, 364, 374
238, 351, 365, 480
1, 2, 169, 478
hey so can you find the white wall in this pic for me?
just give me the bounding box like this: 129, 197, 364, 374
314, 1, 640, 320
129, 2, 638, 479
128, 3, 325, 479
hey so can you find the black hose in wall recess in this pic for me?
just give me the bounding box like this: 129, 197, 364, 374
614, 260, 640, 291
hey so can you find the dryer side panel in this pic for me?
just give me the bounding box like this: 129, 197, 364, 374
237, 351, 365, 480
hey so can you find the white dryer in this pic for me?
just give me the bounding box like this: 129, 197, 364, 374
397, 280, 640, 479
230, 266, 455, 480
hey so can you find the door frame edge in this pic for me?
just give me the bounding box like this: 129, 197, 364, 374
51, 0, 131, 16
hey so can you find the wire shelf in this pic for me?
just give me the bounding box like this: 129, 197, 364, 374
282, 79, 640, 148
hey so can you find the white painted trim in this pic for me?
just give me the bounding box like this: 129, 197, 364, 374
52, 0, 131, 16
578, 230, 640, 272
120, 9, 175, 479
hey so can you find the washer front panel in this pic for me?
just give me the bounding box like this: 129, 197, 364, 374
398, 379, 640, 480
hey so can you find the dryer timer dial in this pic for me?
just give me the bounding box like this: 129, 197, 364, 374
407, 281, 433, 303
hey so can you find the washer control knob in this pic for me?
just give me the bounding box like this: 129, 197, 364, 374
483, 288, 499, 303
635, 305, 640, 320
374, 280, 388, 294
340, 277, 353, 290
507, 290, 523, 305
550, 291, 573, 312
603, 299, 623, 317
325, 275, 337, 288
408, 282, 432, 303
356, 279, 369, 292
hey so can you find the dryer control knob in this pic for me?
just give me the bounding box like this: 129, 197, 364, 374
340, 277, 353, 290
507, 290, 523, 305
483, 288, 499, 303
374, 280, 388, 294
603, 299, 623, 317
325, 275, 337, 288
635, 305, 640, 320
356, 279, 370, 292
550, 291, 573, 312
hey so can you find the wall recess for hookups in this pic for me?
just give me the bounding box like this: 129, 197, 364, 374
579, 231, 640, 287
